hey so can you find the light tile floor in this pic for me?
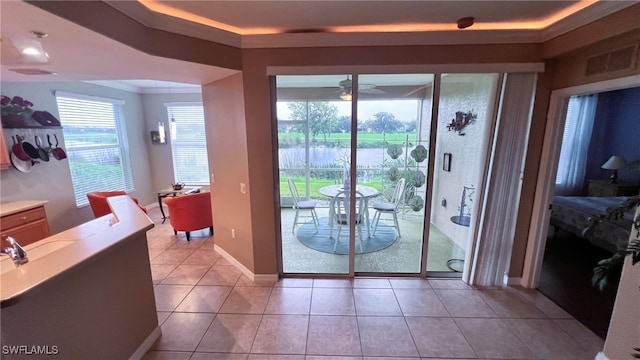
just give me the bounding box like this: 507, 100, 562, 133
143, 206, 604, 360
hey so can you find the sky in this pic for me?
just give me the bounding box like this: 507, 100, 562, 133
277, 100, 420, 123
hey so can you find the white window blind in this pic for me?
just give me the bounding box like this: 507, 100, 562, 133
166, 104, 210, 184
55, 92, 134, 207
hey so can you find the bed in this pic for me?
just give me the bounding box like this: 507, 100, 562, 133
550, 196, 635, 254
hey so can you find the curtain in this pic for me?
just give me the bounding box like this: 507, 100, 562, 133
468, 73, 536, 286
554, 95, 598, 195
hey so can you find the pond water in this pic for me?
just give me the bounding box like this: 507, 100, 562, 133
279, 147, 408, 167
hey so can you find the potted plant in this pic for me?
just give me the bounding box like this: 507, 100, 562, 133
584, 195, 640, 358
1, 95, 34, 127
384, 142, 427, 212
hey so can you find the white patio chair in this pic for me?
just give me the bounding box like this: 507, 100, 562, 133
288, 177, 318, 233
371, 178, 405, 237
330, 189, 365, 253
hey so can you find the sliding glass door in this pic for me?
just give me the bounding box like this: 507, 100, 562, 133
353, 74, 434, 274
275, 72, 503, 277
276, 75, 352, 274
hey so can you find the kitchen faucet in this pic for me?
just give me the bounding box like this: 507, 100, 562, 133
1, 236, 29, 266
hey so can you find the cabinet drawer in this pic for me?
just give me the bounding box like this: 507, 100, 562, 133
0, 218, 50, 246
0, 207, 47, 229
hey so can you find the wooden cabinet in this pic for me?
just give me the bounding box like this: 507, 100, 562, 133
0, 126, 10, 170
0, 205, 50, 246
587, 179, 640, 197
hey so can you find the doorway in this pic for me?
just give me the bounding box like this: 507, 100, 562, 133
523, 76, 640, 337
275, 72, 504, 277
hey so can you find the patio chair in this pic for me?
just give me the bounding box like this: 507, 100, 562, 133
371, 178, 405, 237
330, 189, 365, 253
288, 177, 318, 233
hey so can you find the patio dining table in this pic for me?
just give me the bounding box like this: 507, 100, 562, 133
318, 184, 379, 238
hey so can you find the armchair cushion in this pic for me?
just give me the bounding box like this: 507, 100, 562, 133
163, 191, 213, 241
87, 191, 147, 218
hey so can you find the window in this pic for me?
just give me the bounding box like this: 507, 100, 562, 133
555, 94, 597, 194
166, 103, 210, 184
55, 92, 134, 207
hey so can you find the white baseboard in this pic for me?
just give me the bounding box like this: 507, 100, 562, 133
595, 351, 609, 360
129, 326, 161, 360
214, 244, 279, 282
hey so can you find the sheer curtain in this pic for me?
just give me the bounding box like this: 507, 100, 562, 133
555, 95, 598, 195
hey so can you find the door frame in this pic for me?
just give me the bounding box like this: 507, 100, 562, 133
521, 74, 640, 288
270, 63, 545, 278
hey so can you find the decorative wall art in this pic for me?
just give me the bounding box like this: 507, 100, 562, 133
446, 110, 477, 136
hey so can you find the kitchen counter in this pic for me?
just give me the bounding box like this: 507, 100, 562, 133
1, 195, 159, 359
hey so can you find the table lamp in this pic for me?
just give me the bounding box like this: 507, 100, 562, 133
601, 155, 627, 183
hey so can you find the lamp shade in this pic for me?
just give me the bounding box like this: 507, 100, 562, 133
601, 155, 627, 170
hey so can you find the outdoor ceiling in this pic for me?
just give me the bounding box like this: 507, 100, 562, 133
0, 0, 637, 91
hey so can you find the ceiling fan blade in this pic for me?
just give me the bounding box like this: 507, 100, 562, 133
359, 88, 385, 94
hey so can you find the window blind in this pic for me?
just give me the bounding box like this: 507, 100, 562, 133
166, 104, 210, 184
55, 94, 134, 207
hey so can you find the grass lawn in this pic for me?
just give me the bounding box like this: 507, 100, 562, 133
279, 132, 416, 145
281, 177, 384, 199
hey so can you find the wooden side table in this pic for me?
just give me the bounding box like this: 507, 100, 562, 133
587, 180, 640, 197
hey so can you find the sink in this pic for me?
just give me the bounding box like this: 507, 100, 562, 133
0, 240, 75, 275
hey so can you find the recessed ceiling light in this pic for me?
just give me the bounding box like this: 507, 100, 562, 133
21, 47, 42, 56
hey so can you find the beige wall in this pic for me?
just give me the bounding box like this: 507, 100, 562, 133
203, 74, 259, 272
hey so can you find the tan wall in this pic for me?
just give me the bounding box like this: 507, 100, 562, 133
203, 74, 256, 272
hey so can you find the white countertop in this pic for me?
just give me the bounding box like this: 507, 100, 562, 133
0, 196, 153, 304
0, 200, 48, 217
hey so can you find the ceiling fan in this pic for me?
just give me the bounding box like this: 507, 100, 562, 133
330, 76, 386, 100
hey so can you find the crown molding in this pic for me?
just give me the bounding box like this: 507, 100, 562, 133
541, 0, 639, 41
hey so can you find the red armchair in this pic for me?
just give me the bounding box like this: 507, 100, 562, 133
163, 191, 213, 241
86, 191, 148, 218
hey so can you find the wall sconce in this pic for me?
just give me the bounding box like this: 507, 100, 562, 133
158, 122, 166, 143
151, 122, 166, 144
170, 117, 177, 141
601, 155, 627, 183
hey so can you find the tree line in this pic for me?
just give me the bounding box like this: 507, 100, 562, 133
285, 102, 416, 141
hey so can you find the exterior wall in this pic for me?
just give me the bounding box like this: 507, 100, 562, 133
0, 82, 154, 234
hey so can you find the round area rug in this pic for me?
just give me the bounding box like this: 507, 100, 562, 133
296, 217, 398, 255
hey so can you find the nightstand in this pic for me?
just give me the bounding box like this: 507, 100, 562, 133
587, 180, 640, 197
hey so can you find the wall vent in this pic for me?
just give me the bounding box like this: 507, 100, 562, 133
585, 45, 637, 76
